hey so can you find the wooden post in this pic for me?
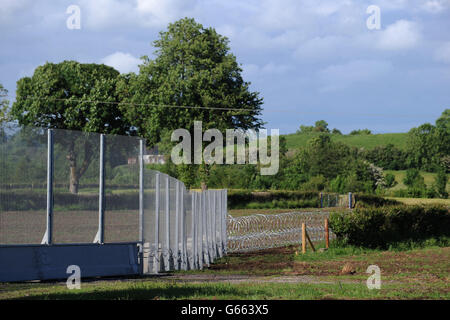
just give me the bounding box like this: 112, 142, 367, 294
325, 218, 329, 249
302, 223, 306, 254
305, 231, 316, 252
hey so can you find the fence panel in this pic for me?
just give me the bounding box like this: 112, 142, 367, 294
103, 134, 140, 243
52, 129, 100, 244
0, 126, 47, 244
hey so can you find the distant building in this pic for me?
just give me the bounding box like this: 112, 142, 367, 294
127, 145, 166, 165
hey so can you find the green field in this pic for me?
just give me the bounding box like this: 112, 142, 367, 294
284, 132, 408, 151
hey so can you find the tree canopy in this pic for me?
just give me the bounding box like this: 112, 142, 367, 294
12, 61, 132, 135
11, 61, 134, 193
117, 17, 263, 147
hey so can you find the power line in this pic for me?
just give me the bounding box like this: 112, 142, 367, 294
9, 95, 443, 119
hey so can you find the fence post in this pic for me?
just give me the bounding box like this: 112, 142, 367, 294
165, 175, 170, 271
154, 172, 160, 273
138, 139, 144, 244
192, 192, 197, 270
180, 184, 187, 270
348, 192, 352, 209
94, 134, 105, 244
223, 189, 228, 255
41, 129, 54, 245
301, 223, 306, 254
175, 180, 180, 270
324, 218, 329, 249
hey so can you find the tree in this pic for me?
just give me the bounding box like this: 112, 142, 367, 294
11, 61, 133, 193
331, 128, 342, 135
314, 120, 329, 133
117, 18, 263, 148
435, 108, 449, 131
403, 169, 425, 188
350, 129, 371, 135
384, 173, 397, 188
434, 167, 448, 198
406, 122, 448, 172
117, 18, 263, 188
0, 83, 9, 124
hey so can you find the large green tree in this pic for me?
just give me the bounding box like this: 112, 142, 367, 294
117, 18, 263, 188
11, 61, 133, 193
117, 17, 263, 147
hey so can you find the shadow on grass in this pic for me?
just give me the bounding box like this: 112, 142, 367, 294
9, 283, 247, 300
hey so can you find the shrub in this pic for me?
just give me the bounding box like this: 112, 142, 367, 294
403, 169, 424, 187
353, 193, 401, 208
329, 205, 450, 248
384, 173, 397, 188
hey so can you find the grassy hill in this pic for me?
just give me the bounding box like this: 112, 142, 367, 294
284, 132, 408, 151
384, 170, 450, 193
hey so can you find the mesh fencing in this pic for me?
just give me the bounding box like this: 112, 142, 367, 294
0, 125, 227, 276
226, 212, 336, 253
1, 125, 340, 274
320, 192, 353, 208
0, 126, 47, 244
141, 173, 227, 273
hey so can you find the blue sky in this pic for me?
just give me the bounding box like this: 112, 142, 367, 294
1, 0, 449, 134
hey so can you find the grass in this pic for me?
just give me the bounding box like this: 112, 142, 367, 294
0, 279, 410, 300
1, 240, 448, 300
386, 197, 450, 206
283, 132, 408, 152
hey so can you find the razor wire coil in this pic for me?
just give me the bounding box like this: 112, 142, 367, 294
226, 212, 336, 253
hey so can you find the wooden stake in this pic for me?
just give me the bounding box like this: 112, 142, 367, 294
302, 223, 306, 254
305, 231, 316, 252
325, 218, 329, 249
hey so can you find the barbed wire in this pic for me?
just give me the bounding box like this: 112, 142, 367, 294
226, 212, 336, 253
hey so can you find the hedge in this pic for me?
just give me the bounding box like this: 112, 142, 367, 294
329, 205, 450, 248
353, 193, 401, 208
227, 190, 319, 209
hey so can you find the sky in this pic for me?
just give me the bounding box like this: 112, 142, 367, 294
1, 0, 449, 134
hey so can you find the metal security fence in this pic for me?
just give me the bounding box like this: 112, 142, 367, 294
320, 192, 354, 208
141, 171, 227, 273
0, 125, 227, 281
226, 212, 336, 253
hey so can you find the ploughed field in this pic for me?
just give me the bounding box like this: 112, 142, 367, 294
0, 210, 139, 244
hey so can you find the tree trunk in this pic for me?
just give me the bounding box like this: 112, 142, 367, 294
66, 140, 92, 194
67, 144, 79, 194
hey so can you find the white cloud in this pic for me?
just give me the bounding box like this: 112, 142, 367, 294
100, 52, 141, 73
317, 59, 392, 92
136, 0, 197, 27
376, 20, 421, 50
434, 42, 450, 63
420, 0, 449, 13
